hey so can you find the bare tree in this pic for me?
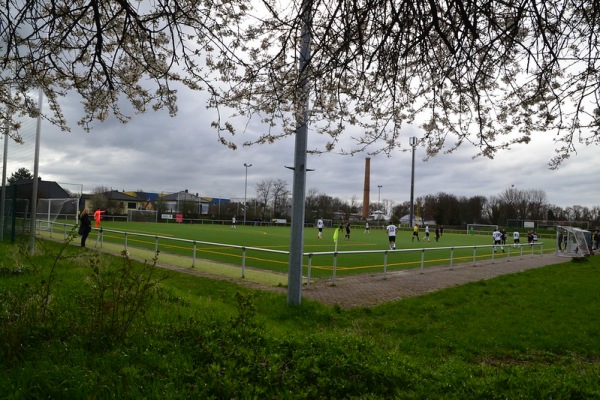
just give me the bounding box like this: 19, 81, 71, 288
525, 189, 548, 221
2, 1, 599, 165
255, 179, 273, 221
271, 178, 290, 218
89, 186, 111, 211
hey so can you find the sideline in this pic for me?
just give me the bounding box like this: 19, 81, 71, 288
35, 231, 290, 288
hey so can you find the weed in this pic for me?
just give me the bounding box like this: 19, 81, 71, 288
78, 250, 168, 347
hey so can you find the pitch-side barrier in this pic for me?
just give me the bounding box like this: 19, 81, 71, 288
39, 221, 545, 285
305, 242, 544, 286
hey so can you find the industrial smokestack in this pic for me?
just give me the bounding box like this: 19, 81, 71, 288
362, 157, 370, 220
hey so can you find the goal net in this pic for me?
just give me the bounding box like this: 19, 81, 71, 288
36, 198, 79, 227
2, 199, 30, 236
128, 210, 157, 222
557, 226, 591, 258
466, 224, 498, 234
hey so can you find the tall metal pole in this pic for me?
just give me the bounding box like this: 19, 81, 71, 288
377, 185, 382, 226
29, 88, 43, 254
243, 163, 252, 226
287, 0, 312, 306
409, 137, 417, 228
0, 111, 9, 241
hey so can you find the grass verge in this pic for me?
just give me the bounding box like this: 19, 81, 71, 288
1, 237, 598, 398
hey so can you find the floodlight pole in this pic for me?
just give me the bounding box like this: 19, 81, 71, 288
377, 185, 382, 226
287, 0, 312, 306
409, 137, 418, 228
243, 163, 252, 226
29, 88, 43, 254
0, 113, 9, 241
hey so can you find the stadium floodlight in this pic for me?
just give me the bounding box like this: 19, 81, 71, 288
243, 163, 252, 226
409, 136, 418, 227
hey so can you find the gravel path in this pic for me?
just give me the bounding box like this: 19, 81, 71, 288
117, 245, 570, 309
299, 252, 569, 308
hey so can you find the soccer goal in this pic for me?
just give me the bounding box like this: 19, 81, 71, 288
128, 210, 158, 222
36, 198, 79, 226
556, 226, 591, 258
466, 224, 498, 235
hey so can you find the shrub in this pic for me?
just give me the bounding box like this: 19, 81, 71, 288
77, 250, 168, 347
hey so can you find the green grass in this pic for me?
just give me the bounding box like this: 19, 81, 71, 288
0, 237, 599, 398
42, 221, 554, 280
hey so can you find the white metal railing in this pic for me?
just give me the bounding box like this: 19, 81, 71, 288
38, 221, 288, 278
304, 242, 544, 286
39, 220, 546, 284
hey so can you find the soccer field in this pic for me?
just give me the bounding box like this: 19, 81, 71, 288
54, 221, 552, 279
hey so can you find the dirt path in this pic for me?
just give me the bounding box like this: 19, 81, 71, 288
299, 252, 569, 308
152, 251, 569, 309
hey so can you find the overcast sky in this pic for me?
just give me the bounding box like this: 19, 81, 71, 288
2, 86, 598, 210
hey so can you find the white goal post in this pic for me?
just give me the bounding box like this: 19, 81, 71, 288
128, 210, 158, 222
466, 224, 499, 234
36, 198, 79, 225
556, 226, 591, 258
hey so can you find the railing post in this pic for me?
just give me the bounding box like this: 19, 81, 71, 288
450, 247, 454, 268
124, 232, 128, 251
420, 249, 425, 271
383, 251, 388, 279
519, 243, 524, 257
241, 247, 246, 278
473, 246, 477, 265
332, 252, 337, 285
192, 241, 197, 268
307, 253, 312, 287
155, 236, 159, 253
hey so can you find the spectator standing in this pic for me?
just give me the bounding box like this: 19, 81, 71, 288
79, 209, 92, 247
558, 231, 564, 252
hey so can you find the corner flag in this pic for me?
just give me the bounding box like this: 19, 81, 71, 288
333, 227, 339, 243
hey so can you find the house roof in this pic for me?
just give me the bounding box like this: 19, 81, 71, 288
8, 179, 71, 199
161, 191, 208, 202
123, 191, 161, 201
102, 190, 140, 201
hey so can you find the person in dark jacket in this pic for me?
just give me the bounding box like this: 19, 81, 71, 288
79, 208, 92, 247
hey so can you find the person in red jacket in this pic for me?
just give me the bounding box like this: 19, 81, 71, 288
94, 209, 106, 228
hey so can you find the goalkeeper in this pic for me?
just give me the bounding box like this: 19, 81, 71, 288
94, 209, 106, 228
